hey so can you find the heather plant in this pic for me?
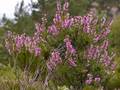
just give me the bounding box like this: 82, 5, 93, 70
5, 0, 115, 89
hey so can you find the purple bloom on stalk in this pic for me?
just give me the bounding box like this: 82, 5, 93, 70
104, 56, 111, 66
85, 79, 92, 85
33, 33, 40, 44
111, 63, 116, 70
64, 37, 76, 54
35, 23, 44, 33
102, 28, 110, 37
62, 18, 74, 28
34, 47, 41, 57
73, 16, 82, 24
53, 14, 62, 24
48, 25, 59, 36
82, 16, 91, 33
68, 58, 77, 67
94, 77, 101, 82
47, 61, 53, 71
56, 0, 61, 14
86, 45, 100, 60
50, 51, 62, 63
83, 25, 90, 33
15, 35, 25, 52
102, 50, 111, 66
82, 16, 91, 25
47, 51, 62, 71
24, 36, 31, 48
85, 74, 93, 85
101, 40, 109, 50
63, 1, 69, 12
94, 34, 101, 42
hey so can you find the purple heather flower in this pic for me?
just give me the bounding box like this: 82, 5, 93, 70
82, 16, 91, 25
85, 79, 92, 85
47, 51, 62, 71
73, 16, 82, 24
85, 74, 93, 84
101, 40, 109, 50
68, 58, 77, 67
111, 63, 116, 70
15, 35, 25, 52
24, 36, 31, 48
53, 14, 62, 24
101, 50, 111, 66
62, 18, 74, 28
94, 77, 101, 82
34, 47, 41, 57
47, 62, 53, 71
48, 25, 59, 36
104, 57, 111, 66
64, 37, 76, 54
83, 25, 90, 33
81, 15, 92, 34
63, 1, 69, 12
94, 34, 101, 42
102, 28, 110, 37
35, 23, 44, 33
50, 51, 62, 63
56, 0, 61, 14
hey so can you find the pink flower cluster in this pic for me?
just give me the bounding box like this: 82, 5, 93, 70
35, 23, 44, 33
48, 25, 59, 36
64, 37, 77, 67
86, 40, 115, 68
63, 1, 69, 12
85, 74, 101, 85
82, 15, 91, 33
64, 37, 76, 55
48, 0, 74, 35
94, 28, 110, 42
86, 44, 100, 60
62, 18, 74, 28
68, 58, 77, 67
47, 50, 62, 71
5, 29, 41, 57
48, 0, 99, 36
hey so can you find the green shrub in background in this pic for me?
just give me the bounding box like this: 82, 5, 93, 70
111, 15, 120, 54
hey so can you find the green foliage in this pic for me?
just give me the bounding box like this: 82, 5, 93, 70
0, 65, 16, 82
69, 0, 91, 15
83, 85, 97, 90
13, 15, 35, 35
0, 28, 9, 64
2, 1, 35, 35
111, 15, 120, 54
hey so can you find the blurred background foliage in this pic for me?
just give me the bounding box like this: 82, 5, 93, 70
0, 0, 120, 89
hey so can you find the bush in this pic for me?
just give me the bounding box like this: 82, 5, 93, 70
4, 0, 115, 89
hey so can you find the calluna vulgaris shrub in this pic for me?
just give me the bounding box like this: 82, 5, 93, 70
5, 0, 116, 89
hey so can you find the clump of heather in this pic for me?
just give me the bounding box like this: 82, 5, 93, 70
47, 50, 62, 71
5, 31, 41, 57
5, 0, 115, 89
